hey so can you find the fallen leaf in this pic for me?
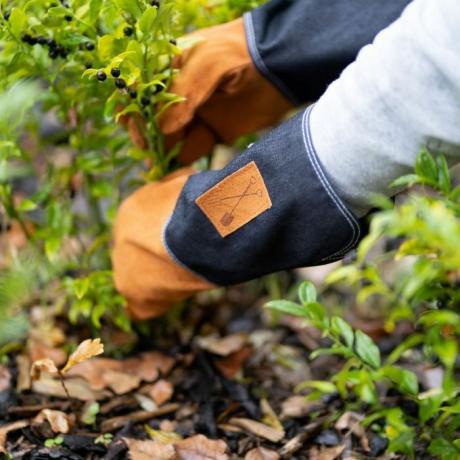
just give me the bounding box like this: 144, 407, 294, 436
317, 445, 346, 460
66, 352, 175, 390
197, 333, 247, 357
30, 358, 58, 381
104, 370, 141, 395
215, 346, 253, 379
62, 338, 104, 373
124, 438, 175, 460
16, 355, 31, 392
335, 412, 368, 452
261, 399, 284, 433
149, 379, 173, 406
175, 434, 228, 460
135, 393, 158, 412
245, 447, 280, 460
145, 425, 182, 443
229, 418, 284, 443
160, 420, 177, 432
0, 420, 28, 454
28, 339, 67, 366
34, 409, 74, 434
101, 404, 179, 432
0, 365, 11, 392
280, 396, 323, 419
32, 375, 110, 401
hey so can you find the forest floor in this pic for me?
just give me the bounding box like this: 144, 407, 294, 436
0, 274, 432, 460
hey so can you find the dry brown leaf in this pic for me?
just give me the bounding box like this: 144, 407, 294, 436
62, 338, 104, 373
0, 420, 28, 454
245, 447, 280, 460
335, 412, 369, 452
124, 438, 175, 460
229, 418, 284, 443
149, 379, 173, 406
28, 340, 67, 367
215, 346, 253, 379
104, 370, 141, 395
32, 375, 110, 401
261, 399, 284, 433
34, 409, 74, 434
30, 358, 58, 381
0, 365, 11, 392
317, 445, 346, 460
175, 434, 229, 460
16, 355, 31, 392
197, 333, 247, 357
280, 396, 323, 419
66, 352, 174, 391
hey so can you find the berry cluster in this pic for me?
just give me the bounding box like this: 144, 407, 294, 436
21, 33, 71, 59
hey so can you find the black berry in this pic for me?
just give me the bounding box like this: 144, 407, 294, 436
97, 70, 107, 82
114, 78, 126, 89
141, 95, 150, 106
37, 36, 47, 45
123, 26, 134, 37
21, 34, 33, 44
129, 89, 137, 99
153, 84, 163, 94
3, 11, 10, 20
49, 48, 59, 59
111, 67, 121, 78
84, 62, 93, 69
47, 38, 57, 48
85, 42, 95, 51
64, 14, 72, 21
169, 38, 177, 46
151, 0, 160, 7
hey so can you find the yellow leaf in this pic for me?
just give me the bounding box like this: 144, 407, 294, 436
61, 339, 104, 374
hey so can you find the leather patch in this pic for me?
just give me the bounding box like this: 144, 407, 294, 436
196, 161, 272, 238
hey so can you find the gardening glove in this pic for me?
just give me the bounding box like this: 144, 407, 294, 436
158, 17, 293, 165
112, 168, 214, 320
113, 0, 460, 321
158, 0, 411, 164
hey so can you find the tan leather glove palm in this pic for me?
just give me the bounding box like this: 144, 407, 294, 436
112, 169, 214, 320
159, 18, 293, 164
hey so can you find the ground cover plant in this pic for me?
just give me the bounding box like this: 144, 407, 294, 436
0, 0, 458, 458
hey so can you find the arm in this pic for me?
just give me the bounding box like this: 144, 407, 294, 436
113, 0, 460, 318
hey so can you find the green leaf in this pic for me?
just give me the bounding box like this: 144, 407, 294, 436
436, 155, 451, 194
298, 280, 317, 305
73, 278, 90, 300
89, 0, 103, 22
428, 439, 460, 458
389, 174, 421, 189
9, 8, 27, 37
415, 149, 438, 184
295, 380, 337, 394
98, 35, 115, 61
331, 316, 354, 348
354, 330, 381, 369
113, 0, 142, 18
419, 393, 444, 423
17, 199, 37, 212
265, 300, 308, 318
138, 6, 157, 35
115, 104, 140, 122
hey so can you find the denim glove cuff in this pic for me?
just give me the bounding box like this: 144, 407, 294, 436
164, 106, 366, 286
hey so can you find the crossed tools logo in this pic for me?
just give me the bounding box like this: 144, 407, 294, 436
196, 161, 272, 238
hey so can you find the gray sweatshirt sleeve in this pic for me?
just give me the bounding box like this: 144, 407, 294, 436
310, 0, 460, 217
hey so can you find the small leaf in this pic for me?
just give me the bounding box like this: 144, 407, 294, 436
265, 300, 308, 318
17, 199, 37, 212
389, 174, 421, 189
115, 104, 141, 123
138, 7, 157, 35
331, 316, 354, 348
9, 8, 27, 37
298, 281, 317, 305
354, 330, 381, 369
61, 338, 104, 373
415, 149, 438, 184
436, 155, 451, 194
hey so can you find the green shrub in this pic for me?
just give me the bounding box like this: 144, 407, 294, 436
267, 150, 460, 458
0, 0, 265, 337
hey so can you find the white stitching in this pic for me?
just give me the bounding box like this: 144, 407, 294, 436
243, 13, 299, 106
301, 106, 361, 261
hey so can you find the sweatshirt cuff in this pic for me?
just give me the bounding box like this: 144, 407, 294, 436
164, 106, 366, 286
